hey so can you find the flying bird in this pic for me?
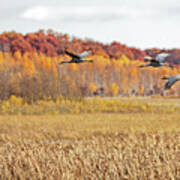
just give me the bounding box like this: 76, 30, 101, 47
161, 74, 180, 90
139, 53, 172, 68
59, 50, 93, 64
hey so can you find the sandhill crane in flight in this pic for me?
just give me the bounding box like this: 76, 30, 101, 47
161, 74, 180, 90
59, 50, 93, 64
139, 53, 172, 68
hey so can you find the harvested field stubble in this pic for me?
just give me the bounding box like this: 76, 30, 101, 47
0, 133, 179, 179
0, 114, 179, 179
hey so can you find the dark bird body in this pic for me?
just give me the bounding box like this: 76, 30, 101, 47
59, 50, 93, 64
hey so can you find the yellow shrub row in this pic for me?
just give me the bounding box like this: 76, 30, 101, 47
0, 95, 179, 115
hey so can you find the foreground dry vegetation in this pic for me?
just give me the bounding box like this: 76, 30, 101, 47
0, 131, 179, 179
0, 98, 179, 179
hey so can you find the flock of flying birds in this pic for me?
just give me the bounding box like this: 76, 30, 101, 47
59, 50, 180, 90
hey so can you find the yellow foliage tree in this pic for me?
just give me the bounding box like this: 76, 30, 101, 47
120, 54, 130, 65
109, 82, 119, 96
130, 68, 137, 77
140, 85, 145, 96
0, 52, 4, 64
14, 51, 22, 61
69, 64, 78, 71
23, 59, 35, 74
89, 83, 98, 93
43, 57, 52, 70
171, 67, 178, 75
161, 66, 170, 76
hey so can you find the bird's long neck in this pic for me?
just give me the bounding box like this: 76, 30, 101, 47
139, 64, 150, 68
84, 60, 93, 63
60, 60, 72, 64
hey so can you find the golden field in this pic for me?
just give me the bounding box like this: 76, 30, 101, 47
0, 98, 179, 179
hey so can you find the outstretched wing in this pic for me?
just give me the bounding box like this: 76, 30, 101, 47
155, 53, 169, 63
65, 50, 80, 59
165, 76, 176, 89
79, 50, 91, 59
164, 81, 171, 90
164, 75, 180, 90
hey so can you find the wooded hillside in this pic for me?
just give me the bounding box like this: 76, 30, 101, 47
0, 30, 179, 101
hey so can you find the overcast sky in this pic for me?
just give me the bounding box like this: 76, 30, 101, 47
1, 0, 180, 49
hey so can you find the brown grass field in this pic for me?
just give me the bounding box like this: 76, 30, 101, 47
0, 98, 179, 179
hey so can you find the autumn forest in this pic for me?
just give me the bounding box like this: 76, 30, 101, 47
0, 30, 180, 101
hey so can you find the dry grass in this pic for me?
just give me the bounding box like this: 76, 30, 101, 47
1, 96, 180, 115
0, 98, 180, 179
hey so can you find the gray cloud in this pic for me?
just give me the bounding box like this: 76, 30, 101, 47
0, 0, 180, 48
20, 6, 129, 22
164, 6, 180, 18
